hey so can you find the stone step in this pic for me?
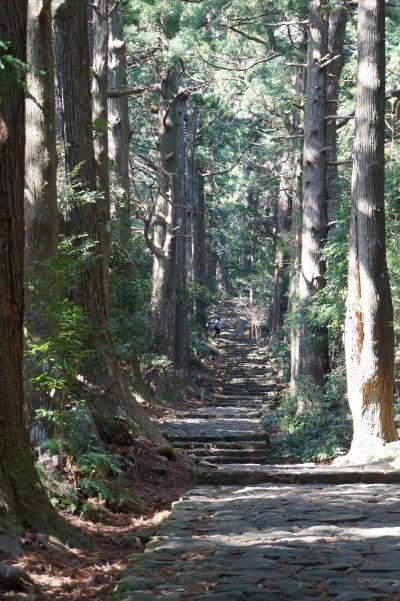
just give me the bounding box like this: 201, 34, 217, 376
222, 385, 277, 391
187, 446, 269, 457
165, 432, 267, 443
203, 455, 269, 465
176, 408, 261, 419
197, 464, 400, 486
209, 398, 270, 405
210, 396, 270, 402
210, 399, 269, 406
172, 440, 268, 451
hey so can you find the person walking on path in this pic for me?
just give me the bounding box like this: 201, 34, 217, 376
214, 318, 222, 339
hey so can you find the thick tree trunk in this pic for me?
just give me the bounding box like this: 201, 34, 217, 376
193, 171, 206, 324
91, 0, 111, 286
25, 0, 59, 443
344, 0, 397, 460
297, 0, 329, 391
289, 48, 306, 397
151, 66, 187, 363
326, 4, 348, 206
0, 3, 68, 537
270, 154, 292, 341
174, 93, 189, 375
186, 164, 194, 283
290, 148, 303, 396
108, 4, 131, 240
53, 0, 166, 447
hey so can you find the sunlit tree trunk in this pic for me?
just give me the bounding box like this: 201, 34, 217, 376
91, 0, 111, 288
271, 153, 292, 342
297, 0, 329, 394
344, 0, 397, 460
108, 4, 131, 240
0, 2, 67, 537
289, 148, 303, 396
25, 0, 59, 443
174, 91, 189, 375
288, 48, 306, 397
326, 3, 348, 207
151, 65, 188, 365
193, 171, 206, 324
53, 0, 165, 446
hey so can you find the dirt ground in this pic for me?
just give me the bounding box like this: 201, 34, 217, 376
1, 440, 193, 601
1, 344, 225, 601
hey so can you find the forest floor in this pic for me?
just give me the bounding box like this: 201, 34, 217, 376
0, 442, 192, 601
1, 346, 225, 601
2, 439, 192, 601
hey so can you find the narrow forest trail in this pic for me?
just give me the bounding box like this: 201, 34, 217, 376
158, 299, 279, 468
112, 300, 400, 601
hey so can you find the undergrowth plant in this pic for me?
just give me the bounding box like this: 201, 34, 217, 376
265, 370, 352, 463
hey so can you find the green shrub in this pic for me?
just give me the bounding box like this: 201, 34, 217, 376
266, 370, 352, 463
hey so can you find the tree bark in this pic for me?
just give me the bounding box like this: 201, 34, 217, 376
270, 153, 292, 341
108, 4, 131, 240
344, 0, 397, 460
174, 92, 189, 375
297, 0, 329, 391
0, 2, 69, 537
53, 0, 166, 447
25, 0, 59, 443
151, 66, 186, 362
326, 3, 348, 206
193, 171, 206, 323
289, 148, 303, 396
91, 0, 111, 288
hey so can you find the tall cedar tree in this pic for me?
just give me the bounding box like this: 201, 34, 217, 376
297, 0, 329, 398
52, 0, 166, 447
149, 65, 188, 367
0, 1, 69, 537
108, 4, 131, 240
25, 0, 59, 442
344, 0, 397, 459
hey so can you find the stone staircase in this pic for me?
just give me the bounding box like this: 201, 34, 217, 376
112, 299, 400, 601
159, 299, 280, 470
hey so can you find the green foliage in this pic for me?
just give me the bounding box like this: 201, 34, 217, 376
140, 352, 174, 377
109, 231, 153, 359
58, 163, 104, 210
0, 40, 27, 92
265, 372, 351, 463
28, 303, 89, 399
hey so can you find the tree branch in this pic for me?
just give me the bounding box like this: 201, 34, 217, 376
108, 84, 160, 99
202, 143, 253, 177
196, 49, 282, 72
229, 26, 269, 46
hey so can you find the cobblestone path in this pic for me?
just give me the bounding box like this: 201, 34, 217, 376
112, 300, 400, 601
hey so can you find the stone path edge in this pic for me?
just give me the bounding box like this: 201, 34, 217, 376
197, 465, 400, 486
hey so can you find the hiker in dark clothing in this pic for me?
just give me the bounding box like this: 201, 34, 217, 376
214, 318, 222, 338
